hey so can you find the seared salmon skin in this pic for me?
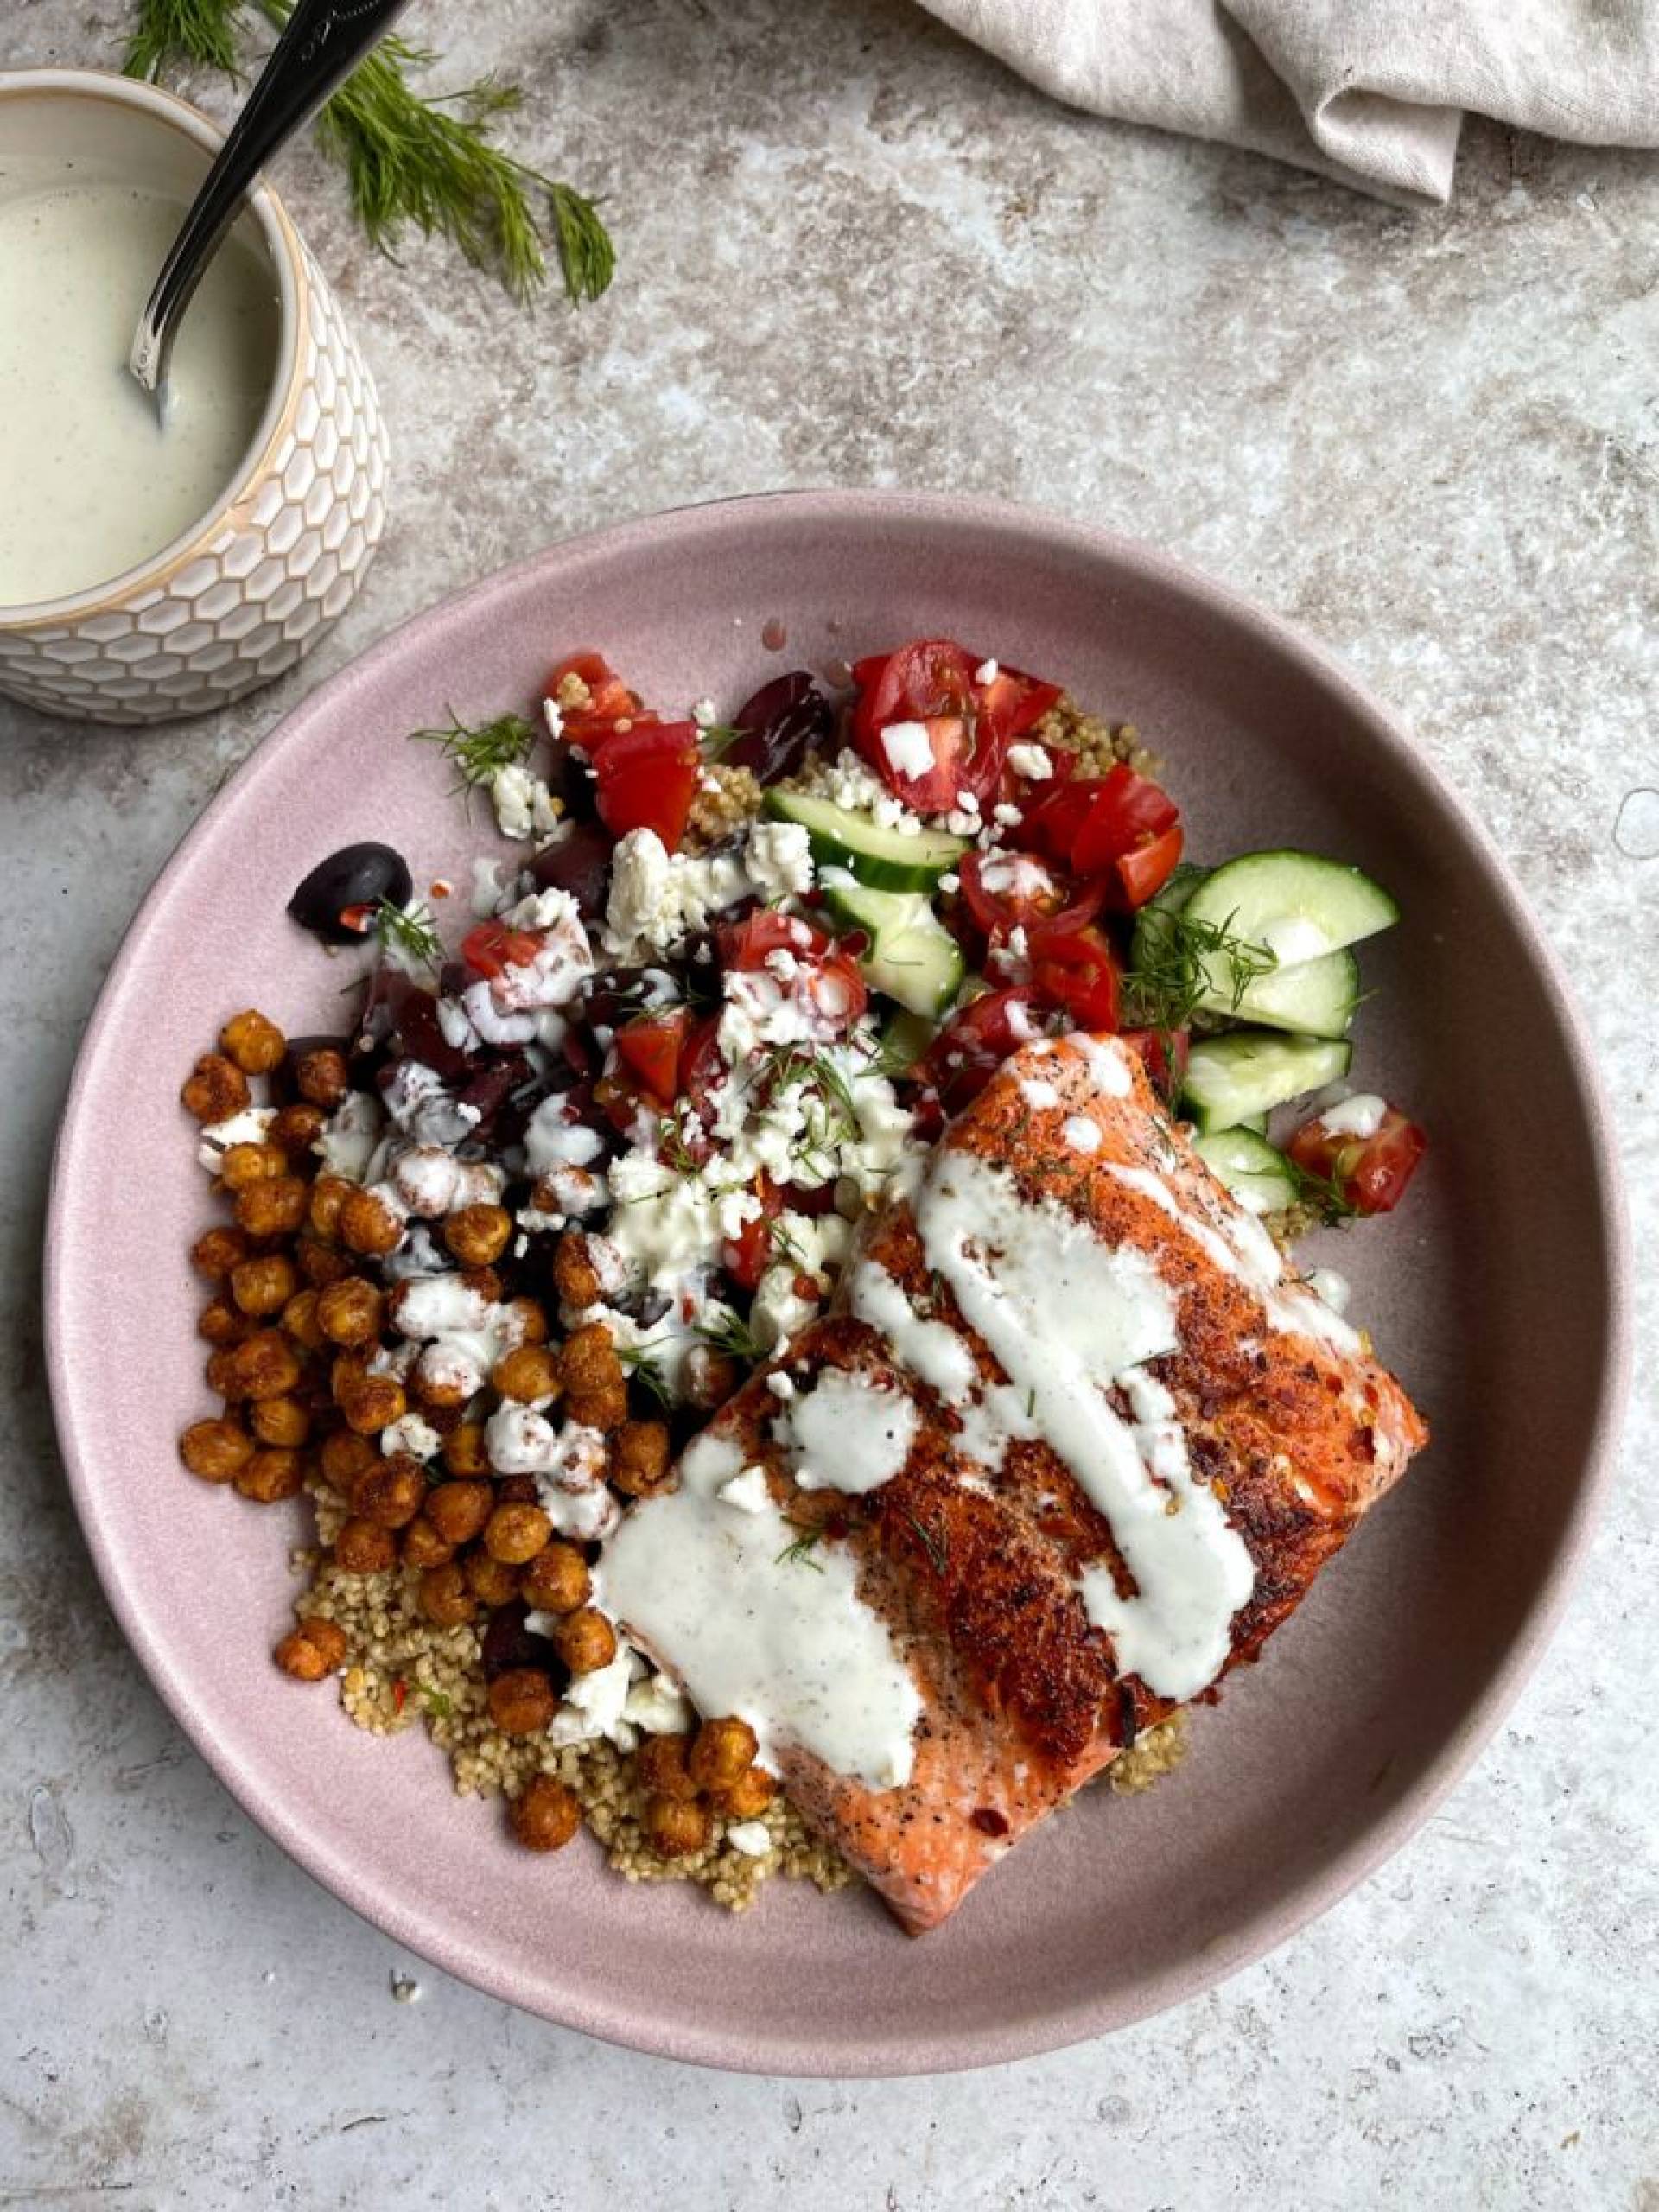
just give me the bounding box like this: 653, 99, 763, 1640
603, 1032, 1427, 1933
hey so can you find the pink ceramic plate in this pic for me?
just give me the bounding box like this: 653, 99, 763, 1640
46, 493, 1629, 2075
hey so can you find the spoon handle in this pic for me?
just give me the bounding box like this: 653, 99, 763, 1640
129, 0, 414, 395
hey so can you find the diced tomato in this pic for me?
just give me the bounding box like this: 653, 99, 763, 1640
461, 921, 541, 979
1014, 776, 1100, 865
677, 1014, 728, 1132
717, 909, 830, 971
1110, 819, 1185, 909
802, 949, 868, 1033
721, 1174, 783, 1290
914, 987, 1041, 1112
976, 664, 1063, 745
852, 639, 1018, 812
1121, 1026, 1191, 1098
1027, 922, 1121, 1031
613, 1007, 691, 1109
1287, 1103, 1427, 1216
546, 650, 638, 740
958, 850, 1101, 941
592, 721, 702, 853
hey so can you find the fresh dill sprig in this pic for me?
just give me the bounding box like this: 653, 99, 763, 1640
899, 1508, 949, 1578
762, 1048, 861, 1148
1124, 906, 1277, 1033
615, 1339, 675, 1408
694, 723, 747, 760
694, 1311, 764, 1363
656, 1117, 702, 1177
775, 1527, 824, 1573
374, 898, 442, 969
768, 1216, 809, 1268
123, 0, 616, 308
420, 1688, 453, 1721
1285, 1155, 1361, 1227
411, 707, 537, 791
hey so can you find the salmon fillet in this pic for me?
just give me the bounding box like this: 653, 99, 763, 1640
607, 1032, 1428, 1933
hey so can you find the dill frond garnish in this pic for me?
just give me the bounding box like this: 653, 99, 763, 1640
694, 1312, 764, 1363
1286, 1156, 1361, 1227
775, 1527, 824, 1572
374, 898, 441, 969
1124, 906, 1277, 1033
899, 1508, 949, 1578
615, 1339, 674, 1408
411, 707, 537, 791
123, 0, 616, 307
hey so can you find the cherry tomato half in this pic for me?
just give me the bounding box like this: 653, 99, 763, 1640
461, 922, 542, 979
592, 722, 702, 854
914, 988, 1042, 1112
716, 909, 831, 971
546, 651, 638, 740
721, 1174, 782, 1290
958, 850, 1102, 940
613, 1007, 692, 1110
1027, 922, 1122, 1031
1287, 1103, 1427, 1216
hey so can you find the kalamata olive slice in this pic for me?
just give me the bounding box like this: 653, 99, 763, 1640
391, 988, 471, 1082
480, 1601, 556, 1681
722, 671, 834, 784
288, 842, 413, 943
530, 821, 612, 922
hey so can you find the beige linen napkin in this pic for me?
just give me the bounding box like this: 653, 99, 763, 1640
918, 0, 1659, 203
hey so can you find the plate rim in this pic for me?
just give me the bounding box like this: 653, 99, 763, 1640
42, 488, 1633, 2075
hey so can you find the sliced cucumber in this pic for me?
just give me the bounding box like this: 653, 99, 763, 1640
1220, 947, 1358, 1040
1182, 850, 1398, 965
1236, 1112, 1268, 1135
1193, 1128, 1300, 1217
1129, 861, 1357, 1039
1180, 1030, 1351, 1135
877, 1005, 939, 1077
765, 790, 969, 892
820, 871, 965, 1018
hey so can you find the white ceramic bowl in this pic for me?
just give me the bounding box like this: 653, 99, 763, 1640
0, 68, 388, 725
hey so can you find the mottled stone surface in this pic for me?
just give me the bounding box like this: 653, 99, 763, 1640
3, 2, 1656, 2204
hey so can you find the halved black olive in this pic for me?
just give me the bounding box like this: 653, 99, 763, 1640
530, 821, 613, 923
721, 671, 835, 785
288, 842, 414, 944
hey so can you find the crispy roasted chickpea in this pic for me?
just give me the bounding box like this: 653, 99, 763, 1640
223, 1330, 304, 1402
181, 1052, 249, 1123
494, 1472, 539, 1507
351, 1455, 427, 1529
566, 1383, 629, 1435
688, 1716, 760, 1795
683, 1344, 740, 1411
219, 1008, 286, 1075
338, 1186, 404, 1258
519, 1540, 589, 1615
484, 1503, 551, 1565
553, 1230, 601, 1311
332, 1358, 406, 1436
502, 1296, 548, 1346
643, 1794, 712, 1859
230, 1252, 300, 1317
334, 1516, 397, 1573
712, 1765, 777, 1821
251, 1395, 311, 1448
294, 1046, 350, 1108
418, 1562, 476, 1627
426, 1479, 493, 1546
442, 1203, 512, 1268
308, 1173, 353, 1239
233, 1175, 309, 1240
401, 1516, 455, 1569
491, 1344, 562, 1404
296, 1232, 353, 1288
559, 1322, 622, 1399
191, 1224, 251, 1281
633, 1731, 697, 1803
204, 1348, 240, 1399
511, 1775, 581, 1853
487, 1668, 557, 1736
234, 1447, 306, 1503
459, 1264, 505, 1306
268, 1102, 325, 1154
320, 1427, 378, 1491
198, 1297, 252, 1347
274, 1615, 347, 1680
463, 1552, 521, 1607
553, 1607, 617, 1677
178, 1417, 255, 1484
610, 1419, 671, 1498
280, 1286, 327, 1351
218, 1141, 287, 1192
315, 1275, 385, 1347
441, 1423, 490, 1479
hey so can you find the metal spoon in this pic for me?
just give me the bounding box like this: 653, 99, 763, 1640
128, 0, 413, 407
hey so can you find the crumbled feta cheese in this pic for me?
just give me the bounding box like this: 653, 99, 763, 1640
471, 856, 508, 918
601, 830, 752, 963
725, 1820, 772, 1857
974, 658, 999, 686
380, 1413, 442, 1462
879, 721, 934, 780
743, 818, 815, 902
621, 1671, 693, 1736
1007, 742, 1052, 780
543, 695, 564, 743
766, 1371, 797, 1402
937, 871, 960, 894
490, 763, 537, 841
546, 1637, 636, 1749
690, 696, 718, 728
717, 1465, 774, 1513
809, 749, 927, 838
750, 1263, 819, 1352
992, 802, 1023, 827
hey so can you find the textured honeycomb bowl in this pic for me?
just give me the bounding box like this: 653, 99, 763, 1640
0, 71, 388, 727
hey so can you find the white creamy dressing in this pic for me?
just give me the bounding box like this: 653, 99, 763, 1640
899, 1146, 1254, 1700
0, 175, 279, 604
1318, 1092, 1387, 1139
776, 1369, 919, 1494
599, 1431, 925, 1788
1063, 1114, 1103, 1153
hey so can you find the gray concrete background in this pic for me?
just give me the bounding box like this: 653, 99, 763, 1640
4, 2, 1656, 2204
